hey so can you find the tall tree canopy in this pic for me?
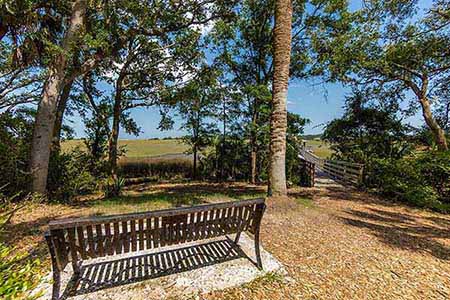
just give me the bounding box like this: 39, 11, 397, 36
2, 0, 237, 194
314, 0, 450, 150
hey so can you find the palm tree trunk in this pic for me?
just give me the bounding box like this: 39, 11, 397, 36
268, 0, 292, 197
30, 0, 86, 194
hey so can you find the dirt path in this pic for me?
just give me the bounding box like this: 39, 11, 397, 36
204, 175, 450, 300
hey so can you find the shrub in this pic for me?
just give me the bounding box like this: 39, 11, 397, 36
47, 148, 99, 202
0, 243, 42, 300
0, 194, 42, 300
101, 176, 125, 198
0, 109, 34, 197
366, 151, 450, 212
415, 151, 450, 201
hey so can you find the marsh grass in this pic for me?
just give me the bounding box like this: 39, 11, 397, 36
118, 157, 193, 179
62, 139, 189, 157
305, 140, 333, 158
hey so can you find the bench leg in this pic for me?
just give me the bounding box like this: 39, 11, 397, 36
254, 226, 263, 270
45, 235, 61, 300
51, 268, 61, 300
72, 260, 81, 276
234, 231, 241, 244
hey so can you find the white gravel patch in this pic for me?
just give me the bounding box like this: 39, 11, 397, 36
32, 233, 285, 299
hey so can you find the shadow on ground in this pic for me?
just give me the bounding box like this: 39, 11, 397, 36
128, 182, 266, 199
340, 208, 450, 260
61, 238, 251, 298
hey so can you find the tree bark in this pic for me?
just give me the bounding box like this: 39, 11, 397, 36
108, 85, 123, 181
268, 0, 292, 197
250, 102, 258, 184
406, 77, 449, 151
220, 99, 226, 182
52, 78, 75, 150
193, 144, 198, 179
30, 0, 86, 194
420, 96, 448, 151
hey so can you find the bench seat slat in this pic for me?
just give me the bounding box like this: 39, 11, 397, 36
113, 222, 121, 255
138, 219, 144, 251
145, 218, 152, 250
96, 224, 104, 257
67, 228, 78, 264
131, 220, 137, 252
86, 225, 96, 258
154, 218, 159, 249
122, 221, 129, 253
76, 226, 87, 259
104, 223, 113, 255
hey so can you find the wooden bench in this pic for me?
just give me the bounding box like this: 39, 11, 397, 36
45, 198, 266, 299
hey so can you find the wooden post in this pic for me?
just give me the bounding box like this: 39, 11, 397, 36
45, 233, 61, 300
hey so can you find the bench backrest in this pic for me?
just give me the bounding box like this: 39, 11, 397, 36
46, 198, 266, 271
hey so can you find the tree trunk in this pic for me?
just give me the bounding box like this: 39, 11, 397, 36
250, 149, 257, 183
250, 103, 258, 184
108, 89, 122, 180
420, 96, 448, 151
220, 99, 226, 182
268, 0, 292, 197
52, 78, 75, 150
30, 0, 86, 194
193, 144, 197, 179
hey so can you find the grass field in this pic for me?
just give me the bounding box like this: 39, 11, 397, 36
62, 139, 189, 157
304, 139, 333, 158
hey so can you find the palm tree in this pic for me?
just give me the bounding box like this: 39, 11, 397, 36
268, 0, 292, 197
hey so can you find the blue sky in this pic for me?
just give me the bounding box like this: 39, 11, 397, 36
67, 0, 432, 139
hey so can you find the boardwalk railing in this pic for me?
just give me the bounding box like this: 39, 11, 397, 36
299, 158, 315, 187
299, 148, 363, 186
322, 159, 363, 186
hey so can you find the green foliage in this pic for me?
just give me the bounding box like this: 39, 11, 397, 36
198, 112, 308, 183
0, 193, 42, 300
200, 133, 251, 181
415, 151, 450, 201
101, 176, 125, 199
0, 243, 42, 300
47, 149, 98, 202
0, 109, 34, 197
323, 90, 413, 164
366, 151, 450, 213
314, 0, 450, 149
